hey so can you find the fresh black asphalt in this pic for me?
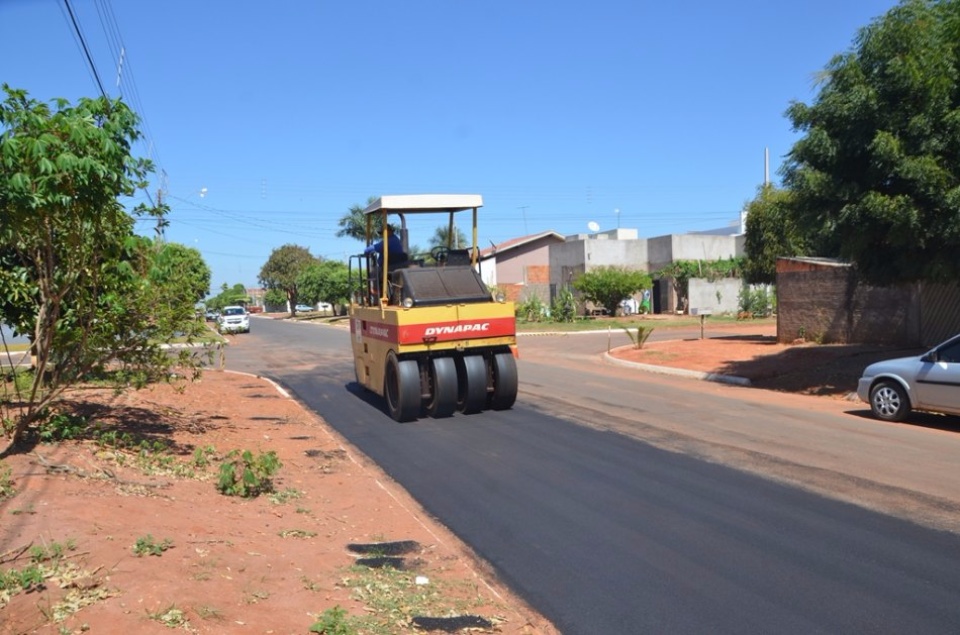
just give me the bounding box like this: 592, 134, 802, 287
229, 318, 960, 634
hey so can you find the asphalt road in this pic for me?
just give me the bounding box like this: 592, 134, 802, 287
226, 316, 960, 634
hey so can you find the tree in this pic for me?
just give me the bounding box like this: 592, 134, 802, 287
149, 241, 211, 305
429, 225, 469, 250
258, 244, 318, 314
781, 0, 960, 285
572, 267, 652, 316
296, 260, 351, 313
335, 198, 378, 242
742, 184, 808, 284
206, 283, 249, 311
0, 86, 207, 449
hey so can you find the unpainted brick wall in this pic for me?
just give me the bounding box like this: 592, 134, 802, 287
525, 265, 550, 284
776, 267, 918, 345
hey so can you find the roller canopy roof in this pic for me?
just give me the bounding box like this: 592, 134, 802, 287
363, 194, 483, 215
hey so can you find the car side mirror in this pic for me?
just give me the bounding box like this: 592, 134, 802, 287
921, 352, 938, 363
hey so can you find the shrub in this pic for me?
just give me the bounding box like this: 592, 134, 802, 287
622, 326, 654, 350
0, 464, 14, 500
738, 284, 774, 317
133, 535, 174, 557
37, 412, 88, 443
516, 294, 548, 322
309, 605, 352, 634
551, 287, 577, 323
217, 449, 282, 497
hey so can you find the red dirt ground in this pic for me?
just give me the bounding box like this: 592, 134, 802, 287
610, 321, 925, 398
0, 371, 558, 635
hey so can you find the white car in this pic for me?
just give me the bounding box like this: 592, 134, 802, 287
857, 333, 960, 421
217, 306, 250, 334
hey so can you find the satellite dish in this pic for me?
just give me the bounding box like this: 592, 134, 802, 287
587, 221, 600, 232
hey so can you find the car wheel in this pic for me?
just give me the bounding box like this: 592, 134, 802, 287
869, 380, 910, 422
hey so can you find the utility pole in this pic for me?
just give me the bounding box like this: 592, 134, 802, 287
156, 187, 165, 239
518, 206, 529, 234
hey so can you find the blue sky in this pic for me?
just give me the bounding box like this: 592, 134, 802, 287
2, 0, 898, 293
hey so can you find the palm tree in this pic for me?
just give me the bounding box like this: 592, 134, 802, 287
335, 198, 380, 242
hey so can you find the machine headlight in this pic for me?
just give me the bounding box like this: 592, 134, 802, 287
402, 297, 414, 309
495, 292, 506, 303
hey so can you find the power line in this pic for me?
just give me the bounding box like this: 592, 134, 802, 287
61, 0, 108, 100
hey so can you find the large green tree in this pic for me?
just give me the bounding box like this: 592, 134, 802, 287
206, 283, 250, 311
296, 260, 351, 313
258, 244, 318, 314
742, 184, 808, 284
782, 0, 960, 285
0, 86, 207, 449
149, 241, 211, 305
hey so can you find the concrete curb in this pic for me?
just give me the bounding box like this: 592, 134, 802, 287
224, 369, 291, 398
602, 352, 752, 387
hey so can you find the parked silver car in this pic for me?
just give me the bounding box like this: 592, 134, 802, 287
857, 333, 960, 421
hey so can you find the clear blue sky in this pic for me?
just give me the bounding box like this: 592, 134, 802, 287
2, 0, 898, 294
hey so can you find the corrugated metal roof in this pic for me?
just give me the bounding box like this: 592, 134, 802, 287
480, 231, 565, 259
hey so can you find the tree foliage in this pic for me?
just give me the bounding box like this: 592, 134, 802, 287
258, 244, 318, 313
572, 267, 652, 316
781, 0, 960, 285
206, 283, 249, 311
296, 260, 350, 313
742, 185, 808, 284
429, 225, 469, 250
149, 241, 211, 305
335, 198, 378, 243
0, 86, 208, 449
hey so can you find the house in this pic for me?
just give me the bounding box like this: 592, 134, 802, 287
478, 231, 566, 303
549, 229, 744, 314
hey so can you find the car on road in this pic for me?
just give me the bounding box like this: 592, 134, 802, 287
217, 306, 250, 334
857, 333, 960, 421
205, 309, 220, 321
294, 304, 314, 312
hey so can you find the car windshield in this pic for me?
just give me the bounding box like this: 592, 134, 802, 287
224, 308, 244, 316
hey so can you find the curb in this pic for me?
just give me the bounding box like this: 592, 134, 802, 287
602, 352, 752, 387
224, 369, 291, 398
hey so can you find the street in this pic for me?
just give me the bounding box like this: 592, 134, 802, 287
225, 316, 960, 634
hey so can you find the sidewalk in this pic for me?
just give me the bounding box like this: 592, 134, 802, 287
605, 328, 922, 399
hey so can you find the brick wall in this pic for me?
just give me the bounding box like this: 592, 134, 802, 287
776, 260, 921, 345
525, 265, 549, 284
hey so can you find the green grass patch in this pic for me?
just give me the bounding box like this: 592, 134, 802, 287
331, 563, 499, 634
132, 535, 174, 557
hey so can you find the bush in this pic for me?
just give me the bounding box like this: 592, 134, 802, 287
551, 288, 577, 323
516, 294, 549, 322
217, 449, 282, 497
573, 267, 652, 316
622, 326, 654, 349
738, 284, 774, 317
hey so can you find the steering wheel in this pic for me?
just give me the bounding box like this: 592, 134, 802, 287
431, 246, 449, 264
